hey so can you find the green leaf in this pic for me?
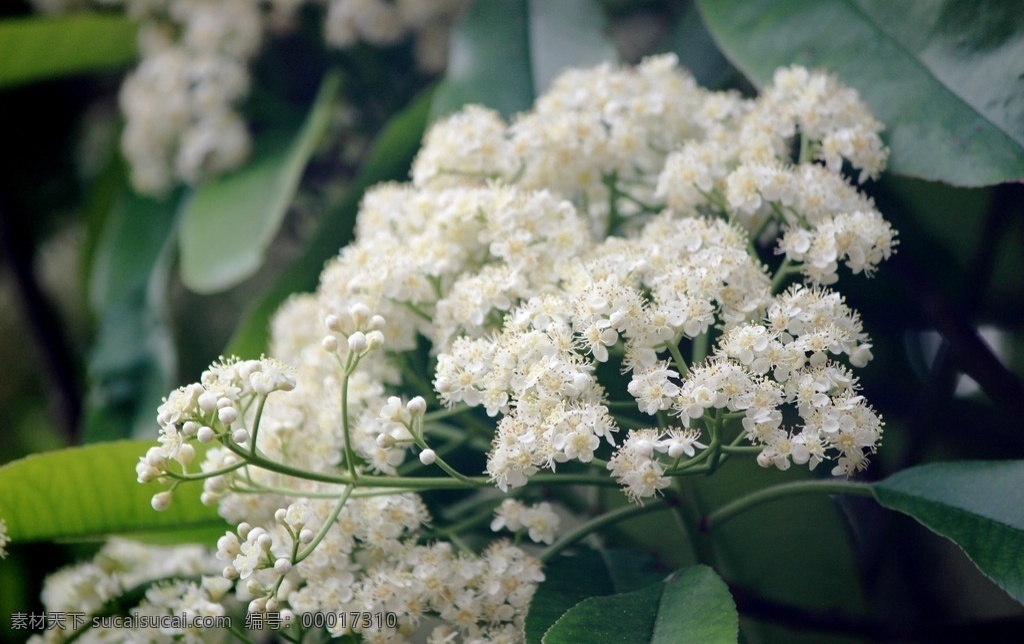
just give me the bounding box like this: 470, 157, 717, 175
528, 0, 617, 93
693, 460, 867, 642
542, 565, 738, 644
527, 548, 664, 644
224, 87, 435, 358
430, 0, 616, 120
0, 15, 137, 88
0, 441, 225, 545
695, 0, 1024, 186
84, 190, 179, 441
527, 550, 615, 643
655, 1, 736, 90
874, 460, 1024, 604
178, 70, 341, 294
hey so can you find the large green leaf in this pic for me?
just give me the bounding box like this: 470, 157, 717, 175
179, 70, 341, 294
0, 15, 136, 88
0, 441, 224, 544
430, 0, 616, 120
528, 0, 617, 94
542, 565, 738, 644
694, 460, 867, 642
526, 549, 663, 643
654, 1, 736, 90
874, 460, 1024, 604
224, 87, 435, 358
84, 190, 179, 442
696, 0, 1024, 187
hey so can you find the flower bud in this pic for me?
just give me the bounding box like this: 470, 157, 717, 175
151, 491, 172, 511
197, 426, 215, 443
347, 331, 367, 354
257, 533, 274, 551
136, 461, 158, 483
177, 443, 196, 467
349, 303, 371, 327
365, 330, 384, 351
407, 396, 427, 417
419, 448, 436, 465
376, 433, 396, 448
322, 335, 338, 353
299, 528, 314, 544
232, 428, 249, 444
218, 406, 238, 425
325, 314, 341, 332
274, 558, 292, 575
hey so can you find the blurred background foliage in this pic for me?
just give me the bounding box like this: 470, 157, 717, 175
1, 0, 1022, 641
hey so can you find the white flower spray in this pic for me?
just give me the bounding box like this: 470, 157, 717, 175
32, 56, 897, 642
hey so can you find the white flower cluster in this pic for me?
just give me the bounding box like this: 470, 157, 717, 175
138, 356, 297, 504
115, 0, 261, 194
322, 0, 469, 72
35, 0, 468, 193
29, 539, 228, 643
490, 499, 561, 545
133, 294, 542, 639
92, 55, 898, 642
606, 428, 706, 503
413, 56, 893, 500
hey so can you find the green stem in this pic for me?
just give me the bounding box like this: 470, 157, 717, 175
295, 485, 353, 563
702, 480, 874, 532
433, 502, 503, 539
671, 479, 715, 565
540, 498, 670, 563
770, 259, 796, 294
249, 395, 267, 458
667, 337, 690, 377
340, 354, 358, 480
691, 331, 709, 366
424, 405, 471, 422
423, 422, 492, 452
165, 459, 246, 482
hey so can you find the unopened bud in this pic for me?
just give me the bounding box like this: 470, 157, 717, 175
321, 335, 338, 353
347, 332, 367, 354
407, 396, 427, 417
151, 491, 172, 511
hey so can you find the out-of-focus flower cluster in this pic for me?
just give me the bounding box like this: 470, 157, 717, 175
33, 0, 468, 193
29, 539, 230, 643
29, 55, 897, 642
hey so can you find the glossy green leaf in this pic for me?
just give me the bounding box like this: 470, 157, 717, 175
526, 549, 663, 643
529, 0, 617, 93
874, 460, 1024, 604
655, 1, 735, 90
0, 441, 224, 544
0, 15, 136, 88
224, 87, 435, 358
694, 460, 867, 642
179, 70, 341, 294
542, 565, 737, 644
696, 0, 1024, 186
430, 0, 615, 120
84, 190, 179, 442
